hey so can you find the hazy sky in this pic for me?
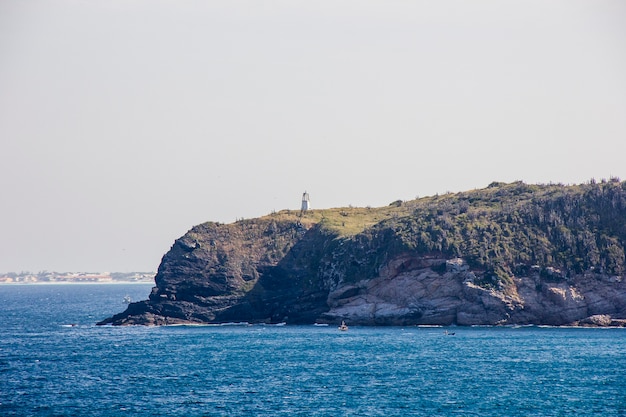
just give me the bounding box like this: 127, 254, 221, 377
1, 0, 625, 273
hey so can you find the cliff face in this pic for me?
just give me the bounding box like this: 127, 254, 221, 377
99, 181, 626, 326
101, 219, 336, 325
322, 255, 626, 326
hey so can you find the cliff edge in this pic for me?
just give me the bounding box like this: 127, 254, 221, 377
99, 180, 626, 326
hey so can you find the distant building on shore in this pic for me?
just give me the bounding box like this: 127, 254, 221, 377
0, 271, 155, 284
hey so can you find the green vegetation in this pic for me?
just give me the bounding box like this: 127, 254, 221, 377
365, 180, 626, 283
264, 204, 414, 237
260, 179, 626, 288
195, 179, 626, 293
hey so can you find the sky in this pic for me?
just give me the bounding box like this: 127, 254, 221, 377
1, 0, 625, 273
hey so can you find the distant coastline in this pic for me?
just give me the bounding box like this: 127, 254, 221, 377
0, 271, 155, 285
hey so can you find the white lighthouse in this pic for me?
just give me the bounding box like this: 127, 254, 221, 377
301, 191, 310, 212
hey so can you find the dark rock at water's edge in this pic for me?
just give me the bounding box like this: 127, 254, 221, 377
98, 180, 626, 327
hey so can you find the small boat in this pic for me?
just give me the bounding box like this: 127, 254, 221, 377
338, 321, 349, 331
444, 330, 455, 336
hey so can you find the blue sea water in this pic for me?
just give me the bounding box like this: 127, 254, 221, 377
1, 284, 625, 417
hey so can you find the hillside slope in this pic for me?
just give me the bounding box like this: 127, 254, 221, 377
99, 180, 626, 326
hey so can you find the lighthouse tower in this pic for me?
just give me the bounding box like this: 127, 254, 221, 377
301, 191, 310, 212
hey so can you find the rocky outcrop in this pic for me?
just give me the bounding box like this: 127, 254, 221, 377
99, 238, 626, 327
99, 218, 327, 325
99, 181, 626, 327
320, 257, 626, 326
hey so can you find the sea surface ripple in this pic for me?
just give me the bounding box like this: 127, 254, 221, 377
1, 284, 625, 416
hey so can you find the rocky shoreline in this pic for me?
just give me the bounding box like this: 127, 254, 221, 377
99, 254, 626, 327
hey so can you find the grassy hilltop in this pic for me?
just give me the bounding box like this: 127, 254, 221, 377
260, 179, 626, 286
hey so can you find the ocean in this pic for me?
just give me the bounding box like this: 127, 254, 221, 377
1, 284, 625, 417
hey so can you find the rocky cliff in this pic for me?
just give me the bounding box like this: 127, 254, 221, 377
99, 180, 626, 326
